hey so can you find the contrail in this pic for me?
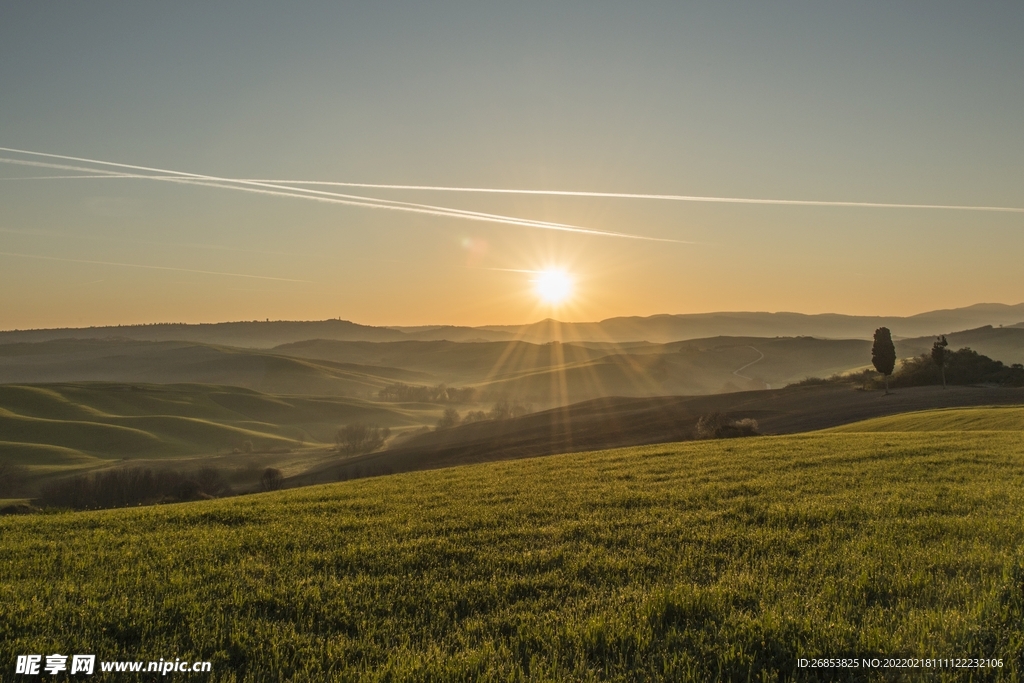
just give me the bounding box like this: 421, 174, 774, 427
0, 174, 138, 180
0, 149, 685, 242
6, 151, 1023, 214
0, 157, 682, 242
232, 179, 1024, 214
0, 251, 313, 282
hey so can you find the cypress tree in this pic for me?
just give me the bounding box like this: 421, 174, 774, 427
931, 335, 949, 389
872, 327, 897, 395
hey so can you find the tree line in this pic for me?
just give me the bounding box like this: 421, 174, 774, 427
436, 398, 533, 431
870, 327, 1022, 391
377, 383, 475, 404
30, 465, 286, 511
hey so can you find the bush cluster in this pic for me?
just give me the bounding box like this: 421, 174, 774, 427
694, 413, 760, 439
894, 347, 1024, 388
335, 423, 391, 454
36, 467, 234, 511
435, 399, 532, 431
378, 383, 475, 404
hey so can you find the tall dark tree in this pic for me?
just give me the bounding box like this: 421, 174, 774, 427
931, 335, 949, 389
871, 327, 897, 395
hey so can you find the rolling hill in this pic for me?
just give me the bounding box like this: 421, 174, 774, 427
297, 384, 1024, 484
827, 405, 1024, 432
900, 325, 1024, 365
0, 383, 441, 489
3, 424, 1022, 679
6, 329, 1022, 408
272, 338, 612, 385
277, 337, 868, 400
476, 303, 1024, 343
0, 339, 437, 397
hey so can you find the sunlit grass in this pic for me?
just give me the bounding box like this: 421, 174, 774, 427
828, 406, 1024, 433
2, 429, 1023, 681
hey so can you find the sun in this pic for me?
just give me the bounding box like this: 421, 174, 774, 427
534, 269, 573, 305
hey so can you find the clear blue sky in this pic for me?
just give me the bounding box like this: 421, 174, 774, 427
2, 1, 1022, 328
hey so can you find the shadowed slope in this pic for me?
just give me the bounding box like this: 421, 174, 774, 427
298, 384, 1024, 483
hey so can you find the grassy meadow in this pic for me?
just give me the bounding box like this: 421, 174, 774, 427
3, 408, 1023, 681
827, 406, 1024, 433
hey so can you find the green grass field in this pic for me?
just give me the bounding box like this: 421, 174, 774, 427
828, 406, 1024, 433
3, 411, 1023, 681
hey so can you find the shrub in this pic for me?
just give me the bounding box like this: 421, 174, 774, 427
194, 467, 233, 498
489, 398, 532, 421
335, 423, 391, 455
260, 468, 284, 492
36, 466, 234, 510
378, 383, 475, 404
695, 413, 760, 439
0, 461, 29, 498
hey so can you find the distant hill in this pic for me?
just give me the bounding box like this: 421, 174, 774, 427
0, 319, 409, 348
2, 303, 1023, 347
6, 332, 1020, 405
478, 303, 1024, 343
899, 325, 1024, 365
277, 336, 939, 402
273, 339, 613, 385
0, 339, 436, 397
384, 325, 518, 342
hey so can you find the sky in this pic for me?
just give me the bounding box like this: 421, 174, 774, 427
1, 1, 1023, 329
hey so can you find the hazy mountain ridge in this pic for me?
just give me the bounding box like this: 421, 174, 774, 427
2, 303, 1023, 347
479, 304, 1024, 343
0, 320, 408, 348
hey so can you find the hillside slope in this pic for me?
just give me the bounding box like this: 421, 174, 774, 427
3, 429, 1022, 679
301, 384, 1024, 483
900, 325, 1024, 365
828, 406, 1024, 432
0, 383, 439, 484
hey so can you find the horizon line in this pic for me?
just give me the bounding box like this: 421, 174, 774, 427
2, 301, 1021, 335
